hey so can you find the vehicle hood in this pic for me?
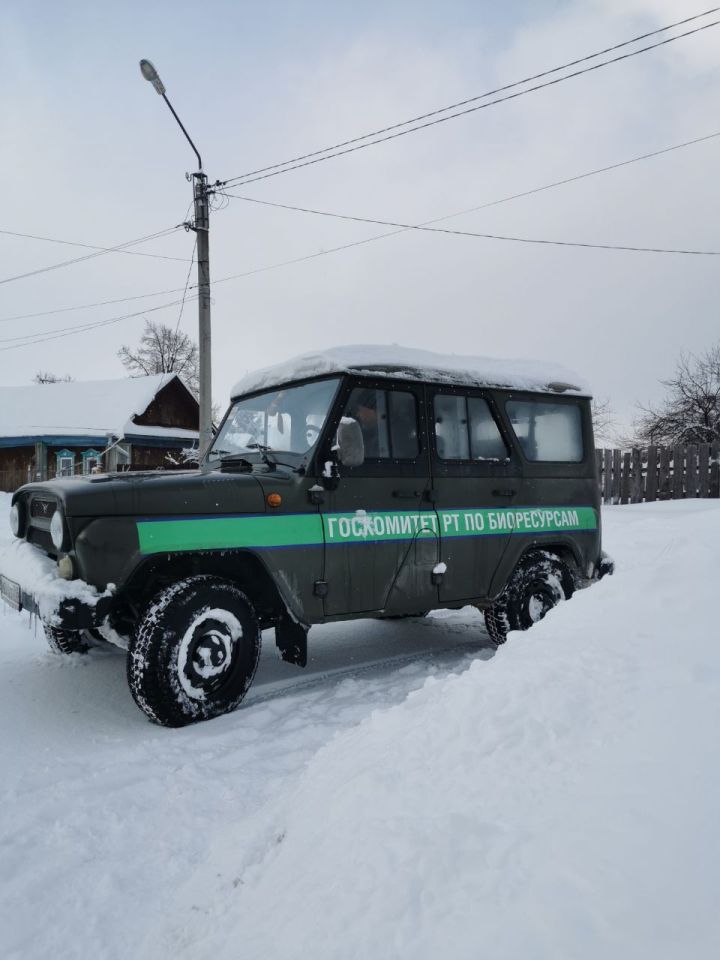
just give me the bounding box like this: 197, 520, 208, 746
15, 470, 267, 518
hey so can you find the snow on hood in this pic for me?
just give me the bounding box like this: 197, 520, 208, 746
0, 373, 195, 441
231, 345, 590, 399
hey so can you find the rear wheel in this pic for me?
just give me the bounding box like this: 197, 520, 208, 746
484, 551, 574, 645
127, 576, 262, 727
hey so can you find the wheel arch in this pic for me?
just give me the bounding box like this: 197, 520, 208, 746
120, 549, 292, 627
490, 536, 582, 599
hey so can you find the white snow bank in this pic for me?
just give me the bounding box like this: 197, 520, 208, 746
232, 344, 589, 398
163, 500, 720, 960
0, 493, 111, 622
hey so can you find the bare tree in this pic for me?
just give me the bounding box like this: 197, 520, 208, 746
634, 344, 720, 445
33, 371, 73, 384
591, 397, 618, 446
118, 320, 199, 396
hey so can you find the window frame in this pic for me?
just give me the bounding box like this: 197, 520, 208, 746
324, 376, 430, 479
504, 395, 586, 465
55, 451, 75, 478
428, 385, 517, 479
208, 375, 343, 468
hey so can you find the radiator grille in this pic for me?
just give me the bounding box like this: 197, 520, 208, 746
30, 498, 57, 520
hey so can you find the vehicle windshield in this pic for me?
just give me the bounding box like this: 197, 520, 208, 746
208, 377, 341, 464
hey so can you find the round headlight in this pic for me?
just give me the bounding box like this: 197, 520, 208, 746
50, 509, 65, 550
9, 503, 21, 538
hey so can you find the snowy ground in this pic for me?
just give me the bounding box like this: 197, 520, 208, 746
1, 495, 718, 960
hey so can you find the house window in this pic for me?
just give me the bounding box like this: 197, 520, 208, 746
55, 449, 75, 477
82, 449, 103, 475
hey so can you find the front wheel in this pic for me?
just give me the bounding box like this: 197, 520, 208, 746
43, 624, 91, 655
127, 576, 262, 727
484, 551, 574, 645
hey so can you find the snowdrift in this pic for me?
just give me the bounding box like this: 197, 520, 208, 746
162, 501, 720, 960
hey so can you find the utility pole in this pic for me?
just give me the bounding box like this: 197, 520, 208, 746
193, 171, 213, 458
139, 59, 213, 458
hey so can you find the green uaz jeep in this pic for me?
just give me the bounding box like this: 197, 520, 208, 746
1, 346, 612, 726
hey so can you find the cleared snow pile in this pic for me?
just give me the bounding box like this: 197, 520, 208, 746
161, 501, 720, 960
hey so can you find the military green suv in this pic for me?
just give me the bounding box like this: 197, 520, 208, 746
1, 347, 612, 726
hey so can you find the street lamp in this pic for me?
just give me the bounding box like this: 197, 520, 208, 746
139, 58, 212, 459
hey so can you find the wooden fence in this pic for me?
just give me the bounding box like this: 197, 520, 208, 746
4, 448, 719, 504
596, 443, 720, 504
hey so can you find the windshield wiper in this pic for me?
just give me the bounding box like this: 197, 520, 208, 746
245, 442, 300, 472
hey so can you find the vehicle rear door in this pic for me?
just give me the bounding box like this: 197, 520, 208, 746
429, 385, 519, 602
320, 378, 438, 616
489, 392, 600, 594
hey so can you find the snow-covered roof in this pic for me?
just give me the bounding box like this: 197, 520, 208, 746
0, 374, 199, 442
232, 345, 590, 399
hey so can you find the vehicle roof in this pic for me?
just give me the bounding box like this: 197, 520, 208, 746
231, 345, 590, 399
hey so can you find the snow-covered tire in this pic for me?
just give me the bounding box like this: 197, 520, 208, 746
127, 576, 261, 727
484, 551, 575, 645
43, 624, 91, 655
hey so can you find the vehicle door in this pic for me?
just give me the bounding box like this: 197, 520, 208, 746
491, 392, 600, 594
320, 378, 438, 616
209, 376, 343, 624
429, 386, 520, 602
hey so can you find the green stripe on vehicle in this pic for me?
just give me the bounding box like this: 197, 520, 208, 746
137, 513, 324, 554
136, 506, 596, 555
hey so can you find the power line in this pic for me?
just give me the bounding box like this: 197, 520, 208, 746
0, 226, 183, 286
217, 11, 720, 189
0, 228, 191, 263
0, 285, 192, 325
223, 192, 720, 256
174, 238, 197, 336
3, 128, 718, 330
0, 296, 197, 352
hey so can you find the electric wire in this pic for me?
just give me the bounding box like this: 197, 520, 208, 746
0, 285, 193, 325
224, 193, 720, 255
0, 297, 198, 352
218, 12, 720, 188
2, 129, 719, 335
0, 228, 191, 263
174, 238, 197, 336
0, 226, 184, 286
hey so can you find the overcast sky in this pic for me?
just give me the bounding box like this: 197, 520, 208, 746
2, 0, 719, 433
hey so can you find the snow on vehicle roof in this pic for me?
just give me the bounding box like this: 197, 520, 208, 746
231, 345, 590, 399
0, 373, 198, 441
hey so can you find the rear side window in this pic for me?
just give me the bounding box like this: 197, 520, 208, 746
505, 400, 583, 462
344, 387, 419, 460
434, 394, 508, 461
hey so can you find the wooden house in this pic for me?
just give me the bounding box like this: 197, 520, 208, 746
0, 374, 199, 492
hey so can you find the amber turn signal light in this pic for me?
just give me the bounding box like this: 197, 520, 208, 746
267, 493, 282, 508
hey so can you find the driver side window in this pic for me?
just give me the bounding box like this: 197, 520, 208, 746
343, 386, 419, 461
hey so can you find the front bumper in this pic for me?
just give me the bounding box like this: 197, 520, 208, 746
0, 527, 115, 629
1, 571, 112, 628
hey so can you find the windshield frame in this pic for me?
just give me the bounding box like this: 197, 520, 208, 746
205, 375, 343, 470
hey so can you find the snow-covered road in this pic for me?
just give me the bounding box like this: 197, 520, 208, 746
1, 496, 718, 959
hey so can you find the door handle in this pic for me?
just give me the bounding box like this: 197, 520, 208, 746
392, 490, 420, 499
492, 488, 517, 498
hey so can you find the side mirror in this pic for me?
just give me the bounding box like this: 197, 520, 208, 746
336, 417, 365, 467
